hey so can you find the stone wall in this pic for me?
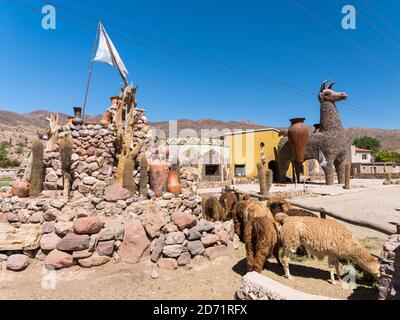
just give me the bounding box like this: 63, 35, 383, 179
353, 173, 400, 180
378, 234, 400, 300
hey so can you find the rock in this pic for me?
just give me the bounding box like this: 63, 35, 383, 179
46, 172, 59, 183
139, 202, 167, 238
162, 223, 179, 233
73, 217, 105, 234
98, 227, 115, 241
78, 184, 91, 194
7, 212, 18, 223
188, 240, 205, 256
29, 211, 43, 224
117, 220, 150, 264
150, 268, 160, 279
83, 176, 98, 186
205, 245, 233, 261
55, 221, 74, 236
51, 199, 65, 210
45, 250, 74, 269
177, 252, 191, 266
233, 234, 240, 250
72, 249, 93, 259
104, 184, 131, 202
150, 234, 166, 263
163, 192, 174, 200
57, 233, 90, 252
42, 222, 55, 234
36, 249, 47, 261
88, 234, 99, 252
78, 252, 111, 268
40, 233, 62, 251
0, 254, 8, 262
193, 220, 215, 233
43, 208, 61, 222
97, 240, 115, 256
17, 209, 30, 223
6, 254, 30, 271
201, 234, 220, 247
157, 258, 178, 270
171, 212, 197, 231
114, 222, 125, 241
165, 232, 186, 245
162, 245, 185, 258
188, 229, 202, 241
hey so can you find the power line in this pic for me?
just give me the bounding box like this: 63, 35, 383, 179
360, 0, 400, 41
341, 0, 400, 51
290, 0, 400, 76
6, 0, 400, 124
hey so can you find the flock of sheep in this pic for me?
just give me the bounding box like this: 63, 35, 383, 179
202, 190, 381, 286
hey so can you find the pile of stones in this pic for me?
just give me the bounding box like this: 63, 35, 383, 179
378, 233, 400, 300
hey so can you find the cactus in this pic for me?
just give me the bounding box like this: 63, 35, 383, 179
122, 156, 137, 195
29, 136, 44, 197
344, 162, 351, 190
139, 154, 148, 198
265, 169, 273, 195
60, 135, 73, 198
257, 163, 267, 195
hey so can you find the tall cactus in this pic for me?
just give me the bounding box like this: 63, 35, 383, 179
123, 156, 137, 195
139, 154, 148, 198
60, 134, 73, 198
257, 163, 267, 195
343, 162, 351, 190
29, 136, 44, 197
265, 169, 273, 195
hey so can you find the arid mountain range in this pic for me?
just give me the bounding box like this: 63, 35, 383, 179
1, 109, 399, 163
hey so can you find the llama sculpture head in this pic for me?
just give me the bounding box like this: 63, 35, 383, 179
318, 80, 348, 103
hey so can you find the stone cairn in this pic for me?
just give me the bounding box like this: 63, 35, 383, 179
0, 87, 238, 272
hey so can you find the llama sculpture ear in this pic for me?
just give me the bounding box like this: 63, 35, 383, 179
328, 82, 336, 89
320, 79, 329, 92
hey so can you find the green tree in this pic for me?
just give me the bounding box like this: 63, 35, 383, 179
374, 150, 400, 163
353, 136, 381, 153
0, 142, 8, 161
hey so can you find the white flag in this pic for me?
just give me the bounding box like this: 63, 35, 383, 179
93, 23, 129, 79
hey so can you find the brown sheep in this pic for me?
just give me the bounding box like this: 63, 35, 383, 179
202, 195, 228, 222
244, 216, 282, 273
267, 196, 317, 218
219, 191, 239, 220
232, 200, 251, 241
243, 201, 273, 225
274, 213, 381, 284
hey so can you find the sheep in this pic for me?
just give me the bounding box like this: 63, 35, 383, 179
219, 191, 239, 220
243, 201, 273, 225
232, 200, 251, 241
267, 196, 317, 218
202, 195, 228, 222
274, 213, 381, 285
244, 215, 282, 273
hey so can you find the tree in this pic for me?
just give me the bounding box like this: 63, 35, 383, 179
374, 150, 400, 164
0, 142, 8, 161
353, 136, 380, 153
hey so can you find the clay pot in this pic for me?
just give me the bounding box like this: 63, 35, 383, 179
100, 111, 111, 126
149, 160, 168, 197
167, 171, 181, 197
288, 118, 309, 163
110, 96, 119, 106
72, 107, 83, 126
11, 179, 30, 198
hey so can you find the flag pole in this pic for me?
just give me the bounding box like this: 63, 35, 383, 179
82, 21, 101, 121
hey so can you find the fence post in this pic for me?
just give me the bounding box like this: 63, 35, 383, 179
320, 210, 327, 219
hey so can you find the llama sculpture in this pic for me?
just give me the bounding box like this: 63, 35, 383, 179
277, 80, 348, 185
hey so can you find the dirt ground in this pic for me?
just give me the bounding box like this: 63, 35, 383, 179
0, 237, 382, 300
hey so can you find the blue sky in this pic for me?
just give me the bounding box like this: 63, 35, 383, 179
0, 0, 399, 129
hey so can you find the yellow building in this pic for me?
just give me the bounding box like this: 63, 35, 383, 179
222, 128, 308, 181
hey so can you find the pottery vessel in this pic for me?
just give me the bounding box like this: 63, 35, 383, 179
149, 160, 168, 197
100, 111, 111, 125
72, 107, 83, 126
288, 118, 309, 163
11, 179, 30, 198
167, 171, 181, 197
